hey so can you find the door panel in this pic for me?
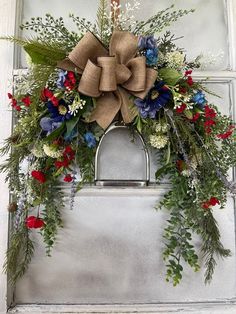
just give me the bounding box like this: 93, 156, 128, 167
15, 194, 236, 304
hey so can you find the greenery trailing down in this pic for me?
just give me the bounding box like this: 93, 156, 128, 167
4, 220, 34, 285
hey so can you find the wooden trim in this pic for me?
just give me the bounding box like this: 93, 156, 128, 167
226, 0, 236, 70
0, 0, 18, 313
8, 302, 236, 314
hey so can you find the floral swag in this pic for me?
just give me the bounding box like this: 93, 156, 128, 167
1, 1, 236, 286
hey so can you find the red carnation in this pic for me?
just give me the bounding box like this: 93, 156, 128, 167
186, 76, 194, 86
7, 93, 13, 99
185, 70, 192, 76
31, 170, 46, 183
191, 112, 201, 122
204, 105, 216, 119
209, 197, 220, 206
63, 145, 75, 161
26, 216, 45, 229
179, 87, 187, 94
64, 174, 73, 182
22, 95, 32, 107
50, 95, 59, 107
55, 157, 70, 169
64, 71, 76, 90
201, 197, 220, 209
176, 103, 186, 114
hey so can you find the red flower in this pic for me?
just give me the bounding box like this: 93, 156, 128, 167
176, 103, 186, 114
31, 170, 46, 183
26, 216, 45, 229
201, 197, 220, 209
55, 157, 69, 169
185, 70, 192, 76
191, 112, 201, 122
7, 93, 13, 99
204, 105, 216, 119
187, 76, 194, 86
202, 202, 210, 209
209, 197, 220, 206
64, 71, 76, 90
50, 95, 59, 107
22, 96, 32, 107
64, 174, 73, 182
15, 105, 21, 111
63, 145, 75, 161
179, 87, 187, 94
217, 125, 235, 140
42, 88, 53, 99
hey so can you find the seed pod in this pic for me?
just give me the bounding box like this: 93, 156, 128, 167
8, 202, 18, 213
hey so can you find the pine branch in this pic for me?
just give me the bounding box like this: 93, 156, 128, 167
201, 211, 231, 284
4, 222, 34, 285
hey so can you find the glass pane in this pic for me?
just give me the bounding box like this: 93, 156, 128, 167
129, 0, 229, 70
15, 195, 236, 303
19, 0, 229, 70
96, 127, 148, 182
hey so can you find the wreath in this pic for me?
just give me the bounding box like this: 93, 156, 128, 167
1, 0, 236, 286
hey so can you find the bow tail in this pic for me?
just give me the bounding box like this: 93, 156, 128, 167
118, 87, 138, 124
89, 92, 121, 129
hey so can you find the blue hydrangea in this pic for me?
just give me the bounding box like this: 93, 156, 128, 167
146, 48, 158, 66
84, 132, 96, 148
192, 91, 207, 108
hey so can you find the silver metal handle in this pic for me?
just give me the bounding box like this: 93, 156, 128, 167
94, 121, 150, 186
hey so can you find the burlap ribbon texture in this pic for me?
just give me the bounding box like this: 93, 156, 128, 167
58, 31, 158, 129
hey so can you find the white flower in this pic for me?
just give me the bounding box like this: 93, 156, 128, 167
68, 97, 86, 116
43, 144, 63, 158
31, 142, 45, 158
149, 134, 168, 149
165, 51, 185, 69
155, 122, 169, 133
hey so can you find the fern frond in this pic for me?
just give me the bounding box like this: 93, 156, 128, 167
96, 0, 108, 42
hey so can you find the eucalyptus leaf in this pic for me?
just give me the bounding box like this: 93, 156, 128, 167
159, 68, 182, 86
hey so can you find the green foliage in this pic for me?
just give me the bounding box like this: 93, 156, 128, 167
24, 41, 66, 65
133, 5, 194, 35
4, 222, 34, 285
159, 68, 182, 86
96, 0, 109, 44
20, 14, 81, 52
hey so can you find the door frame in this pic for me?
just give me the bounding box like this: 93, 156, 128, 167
1, 0, 236, 313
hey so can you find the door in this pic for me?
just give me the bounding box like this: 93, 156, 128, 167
0, 0, 236, 313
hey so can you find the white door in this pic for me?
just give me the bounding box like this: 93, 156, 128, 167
1, 0, 236, 313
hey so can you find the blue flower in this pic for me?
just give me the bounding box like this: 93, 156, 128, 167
64, 128, 78, 142
138, 35, 157, 50
40, 117, 62, 134
146, 48, 158, 66
57, 70, 67, 89
84, 132, 96, 148
192, 91, 207, 108
47, 99, 72, 122
134, 81, 172, 119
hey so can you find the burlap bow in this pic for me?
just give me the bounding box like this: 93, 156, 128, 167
58, 31, 158, 129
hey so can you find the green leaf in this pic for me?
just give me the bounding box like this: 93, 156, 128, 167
159, 68, 182, 86
45, 123, 66, 142
24, 42, 66, 65
65, 115, 81, 138
184, 110, 193, 120
155, 163, 172, 179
